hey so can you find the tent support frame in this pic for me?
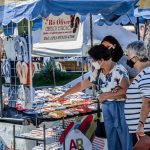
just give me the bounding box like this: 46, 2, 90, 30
136, 17, 140, 40
28, 20, 34, 102
0, 41, 3, 117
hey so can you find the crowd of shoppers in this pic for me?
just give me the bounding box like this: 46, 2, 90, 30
57, 36, 150, 150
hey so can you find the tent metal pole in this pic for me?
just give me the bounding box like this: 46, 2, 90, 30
90, 14, 96, 96
81, 20, 84, 80
52, 57, 56, 88
81, 57, 84, 80
28, 20, 33, 102
137, 17, 140, 40
90, 14, 93, 47
0, 38, 3, 117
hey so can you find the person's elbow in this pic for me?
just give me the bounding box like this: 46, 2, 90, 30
119, 88, 127, 99
142, 98, 150, 111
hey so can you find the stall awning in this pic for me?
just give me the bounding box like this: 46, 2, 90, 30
138, 0, 150, 9
95, 9, 137, 26
1, 0, 138, 25
134, 0, 150, 19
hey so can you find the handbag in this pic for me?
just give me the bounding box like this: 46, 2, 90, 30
133, 135, 150, 150
95, 98, 106, 138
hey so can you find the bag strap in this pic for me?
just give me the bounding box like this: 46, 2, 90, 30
96, 69, 102, 118
95, 69, 101, 86
97, 98, 101, 118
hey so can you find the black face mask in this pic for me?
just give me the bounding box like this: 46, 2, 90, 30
127, 59, 135, 68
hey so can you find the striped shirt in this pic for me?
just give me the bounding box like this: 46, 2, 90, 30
125, 67, 150, 133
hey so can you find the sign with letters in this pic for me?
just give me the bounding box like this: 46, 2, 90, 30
65, 129, 92, 150
40, 13, 80, 43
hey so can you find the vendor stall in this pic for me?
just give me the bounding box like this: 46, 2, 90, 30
0, 0, 138, 150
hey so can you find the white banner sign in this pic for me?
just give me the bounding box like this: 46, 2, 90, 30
40, 13, 80, 43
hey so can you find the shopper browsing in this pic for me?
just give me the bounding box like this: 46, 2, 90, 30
88, 45, 131, 150
57, 35, 137, 100
124, 41, 150, 145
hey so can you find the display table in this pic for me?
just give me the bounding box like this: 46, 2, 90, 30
0, 86, 108, 150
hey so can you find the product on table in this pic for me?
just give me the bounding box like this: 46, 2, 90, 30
48, 111, 66, 119
20, 128, 54, 139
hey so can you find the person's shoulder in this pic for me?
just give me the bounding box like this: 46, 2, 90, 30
114, 64, 129, 78
143, 66, 150, 74
119, 55, 128, 61
138, 67, 150, 79
116, 63, 127, 72
117, 55, 127, 64
138, 66, 150, 76
136, 67, 150, 85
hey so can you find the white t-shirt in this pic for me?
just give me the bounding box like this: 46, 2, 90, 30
125, 67, 150, 133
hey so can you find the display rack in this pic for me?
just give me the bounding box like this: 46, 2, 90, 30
12, 116, 69, 150
13, 124, 46, 150
1, 21, 31, 115
11, 108, 99, 150
0, 117, 28, 125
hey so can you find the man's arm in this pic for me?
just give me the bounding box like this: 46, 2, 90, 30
136, 98, 150, 138
98, 77, 129, 102
139, 98, 150, 124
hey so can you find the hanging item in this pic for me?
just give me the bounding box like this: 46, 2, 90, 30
3, 37, 16, 61
2, 59, 11, 84
17, 85, 26, 108
26, 62, 35, 87
16, 61, 28, 85
15, 36, 29, 63
3, 36, 29, 63
10, 61, 17, 85
8, 86, 17, 108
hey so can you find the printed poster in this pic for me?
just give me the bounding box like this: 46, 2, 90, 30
40, 13, 80, 43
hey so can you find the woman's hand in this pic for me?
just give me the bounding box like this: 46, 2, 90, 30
136, 122, 145, 141
111, 86, 121, 93
98, 93, 108, 103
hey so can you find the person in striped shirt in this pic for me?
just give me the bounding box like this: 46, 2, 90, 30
125, 41, 150, 145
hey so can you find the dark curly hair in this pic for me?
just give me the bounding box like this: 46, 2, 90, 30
101, 35, 123, 62
88, 45, 111, 61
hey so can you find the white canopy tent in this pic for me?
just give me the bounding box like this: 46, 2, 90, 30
32, 16, 138, 57
1, 22, 137, 58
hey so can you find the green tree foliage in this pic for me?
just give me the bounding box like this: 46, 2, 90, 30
33, 60, 80, 87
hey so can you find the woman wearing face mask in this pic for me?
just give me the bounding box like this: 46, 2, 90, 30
57, 36, 137, 101
101, 35, 138, 79
124, 41, 150, 146
101, 35, 123, 63
88, 45, 131, 150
